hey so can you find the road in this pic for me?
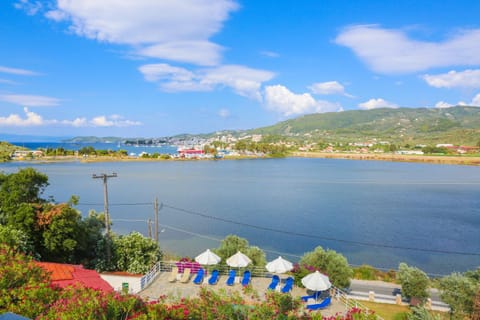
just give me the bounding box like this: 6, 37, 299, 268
347, 279, 449, 311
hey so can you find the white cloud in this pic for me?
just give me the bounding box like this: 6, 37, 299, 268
139, 63, 275, 100
423, 69, 480, 88
218, 108, 230, 118
358, 98, 398, 110
14, 0, 42, 15
434, 101, 453, 109
0, 108, 141, 127
264, 85, 340, 116
260, 50, 280, 58
202, 65, 275, 100
0, 65, 39, 76
90, 115, 142, 127
434, 93, 480, 108
138, 41, 223, 66
45, 0, 238, 66
0, 94, 61, 107
139, 64, 196, 83
0, 108, 44, 126
308, 81, 352, 97
472, 94, 480, 106
336, 25, 480, 74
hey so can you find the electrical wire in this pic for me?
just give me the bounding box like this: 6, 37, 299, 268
83, 201, 480, 257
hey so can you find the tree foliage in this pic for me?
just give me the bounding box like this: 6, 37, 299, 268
0, 168, 49, 224
0, 224, 35, 255
439, 269, 480, 318
298, 246, 353, 289
0, 168, 107, 266
214, 234, 267, 267
113, 231, 162, 274
397, 263, 430, 302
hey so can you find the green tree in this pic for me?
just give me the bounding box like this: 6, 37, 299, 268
0, 168, 49, 224
298, 246, 353, 288
75, 210, 107, 268
214, 235, 266, 267
439, 271, 479, 318
37, 204, 83, 263
113, 231, 162, 274
0, 225, 35, 255
397, 263, 430, 303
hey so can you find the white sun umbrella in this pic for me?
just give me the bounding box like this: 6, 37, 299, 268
266, 256, 293, 274
195, 249, 221, 266
301, 271, 332, 292
226, 251, 252, 268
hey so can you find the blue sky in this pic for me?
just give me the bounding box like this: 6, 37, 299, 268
1, 0, 480, 138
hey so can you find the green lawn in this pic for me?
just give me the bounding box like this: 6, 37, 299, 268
360, 301, 449, 320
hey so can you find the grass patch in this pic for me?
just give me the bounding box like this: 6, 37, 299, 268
359, 301, 449, 320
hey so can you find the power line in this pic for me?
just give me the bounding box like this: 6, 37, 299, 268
161, 203, 480, 257
79, 202, 151, 206
111, 218, 303, 260
82, 201, 480, 257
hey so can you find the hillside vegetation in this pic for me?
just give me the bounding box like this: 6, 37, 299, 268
250, 106, 480, 146
0, 141, 24, 162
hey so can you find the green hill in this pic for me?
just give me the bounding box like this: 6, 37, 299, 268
250, 106, 480, 145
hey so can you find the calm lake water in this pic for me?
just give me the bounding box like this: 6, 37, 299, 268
1, 157, 479, 275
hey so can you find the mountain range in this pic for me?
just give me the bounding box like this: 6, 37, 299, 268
249, 106, 480, 145
2, 106, 479, 146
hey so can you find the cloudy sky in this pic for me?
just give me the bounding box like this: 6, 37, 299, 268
1, 0, 480, 137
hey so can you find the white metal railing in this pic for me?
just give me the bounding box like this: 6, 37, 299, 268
140, 261, 163, 290
333, 286, 384, 320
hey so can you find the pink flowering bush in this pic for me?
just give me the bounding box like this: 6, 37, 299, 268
0, 245, 60, 318
37, 284, 146, 319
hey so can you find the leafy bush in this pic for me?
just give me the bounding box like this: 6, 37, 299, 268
439, 269, 480, 318
397, 263, 430, 302
353, 265, 397, 282
0, 245, 60, 318
298, 246, 353, 289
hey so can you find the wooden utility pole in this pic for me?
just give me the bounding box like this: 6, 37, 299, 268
92, 173, 117, 264
154, 197, 159, 245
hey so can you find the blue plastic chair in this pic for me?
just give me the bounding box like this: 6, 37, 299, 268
193, 268, 204, 285
268, 275, 280, 290
226, 270, 236, 286
241, 270, 251, 286
301, 291, 321, 301
306, 296, 331, 310
281, 276, 294, 293
208, 269, 219, 285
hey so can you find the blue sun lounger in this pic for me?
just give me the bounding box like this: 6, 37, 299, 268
226, 269, 236, 286
267, 275, 280, 290
306, 296, 331, 310
241, 270, 251, 286
281, 276, 294, 293
208, 269, 219, 285
301, 291, 321, 301
193, 268, 204, 285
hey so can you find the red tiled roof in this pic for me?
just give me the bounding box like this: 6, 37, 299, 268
35, 262, 113, 292
36, 262, 74, 281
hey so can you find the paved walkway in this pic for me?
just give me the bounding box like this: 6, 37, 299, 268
140, 271, 347, 317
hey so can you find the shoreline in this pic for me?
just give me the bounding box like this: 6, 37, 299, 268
292, 151, 480, 166
5, 152, 480, 166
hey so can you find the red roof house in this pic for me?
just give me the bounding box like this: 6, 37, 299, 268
36, 262, 113, 292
